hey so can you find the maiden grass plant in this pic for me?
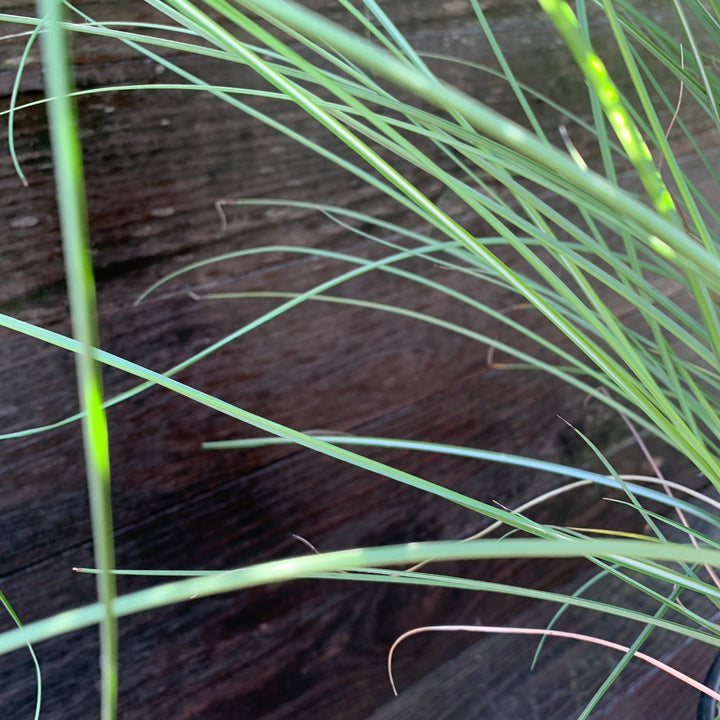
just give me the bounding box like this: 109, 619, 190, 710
4, 0, 720, 717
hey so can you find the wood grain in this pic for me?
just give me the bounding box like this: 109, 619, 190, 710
0, 2, 716, 719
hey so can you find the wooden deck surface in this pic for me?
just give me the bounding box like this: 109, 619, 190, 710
0, 2, 717, 718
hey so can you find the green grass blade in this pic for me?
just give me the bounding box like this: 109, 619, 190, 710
538, 0, 677, 222
3, 539, 720, 655
0, 590, 41, 719
37, 2, 117, 718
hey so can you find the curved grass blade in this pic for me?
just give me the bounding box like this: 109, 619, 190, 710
0, 590, 41, 719
4, 539, 720, 656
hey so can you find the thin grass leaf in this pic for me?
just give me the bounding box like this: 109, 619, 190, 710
0, 590, 41, 720
5, 538, 720, 656
38, 2, 116, 717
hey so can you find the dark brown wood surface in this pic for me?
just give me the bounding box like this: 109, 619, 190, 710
0, 2, 716, 719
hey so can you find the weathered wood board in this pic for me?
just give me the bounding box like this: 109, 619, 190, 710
0, 2, 717, 719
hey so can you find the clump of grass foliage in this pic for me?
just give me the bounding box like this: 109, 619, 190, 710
3, 0, 720, 717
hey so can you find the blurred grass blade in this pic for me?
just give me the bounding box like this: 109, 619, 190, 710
37, 1, 117, 718
537, 0, 676, 220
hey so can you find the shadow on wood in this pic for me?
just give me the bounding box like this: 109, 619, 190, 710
0, 2, 715, 719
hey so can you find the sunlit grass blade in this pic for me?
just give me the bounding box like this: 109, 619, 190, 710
71, 564, 720, 650
4, 539, 720, 656
228, 0, 717, 275
537, 0, 677, 221
37, 2, 117, 718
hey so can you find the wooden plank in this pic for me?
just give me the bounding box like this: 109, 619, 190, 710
0, 2, 717, 719
365, 578, 718, 720
0, 362, 708, 718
